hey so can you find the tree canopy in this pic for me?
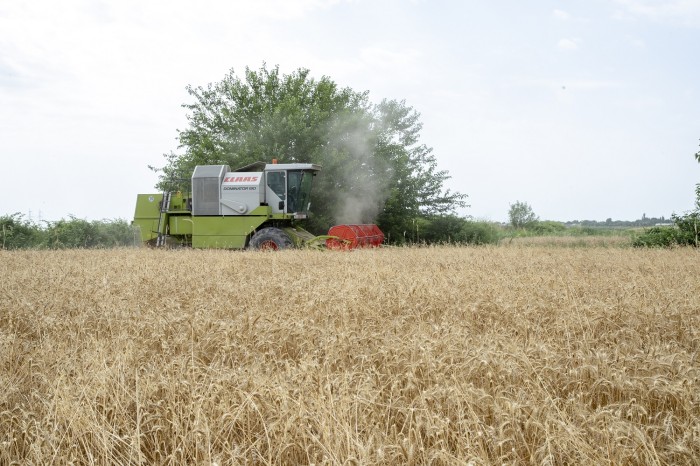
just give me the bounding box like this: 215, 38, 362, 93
155, 64, 466, 240
508, 201, 538, 229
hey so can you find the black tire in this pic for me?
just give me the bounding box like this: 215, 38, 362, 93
249, 227, 294, 251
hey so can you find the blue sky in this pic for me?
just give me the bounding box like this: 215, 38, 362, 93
1, 0, 698, 223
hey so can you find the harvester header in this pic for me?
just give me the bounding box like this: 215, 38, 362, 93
132, 162, 383, 250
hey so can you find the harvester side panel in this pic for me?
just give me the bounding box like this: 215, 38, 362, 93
192, 165, 229, 215
220, 172, 264, 215
133, 194, 163, 243
191, 213, 270, 249
169, 215, 193, 236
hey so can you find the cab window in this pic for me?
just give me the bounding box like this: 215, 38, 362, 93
267, 171, 286, 200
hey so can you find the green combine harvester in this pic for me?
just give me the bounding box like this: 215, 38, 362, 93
133, 161, 384, 250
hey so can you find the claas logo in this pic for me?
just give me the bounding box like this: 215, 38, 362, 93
224, 176, 259, 183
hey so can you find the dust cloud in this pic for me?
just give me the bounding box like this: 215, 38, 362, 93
327, 116, 392, 225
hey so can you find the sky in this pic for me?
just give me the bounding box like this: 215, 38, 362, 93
1, 0, 699, 223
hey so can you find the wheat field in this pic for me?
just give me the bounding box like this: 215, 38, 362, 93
1, 246, 699, 465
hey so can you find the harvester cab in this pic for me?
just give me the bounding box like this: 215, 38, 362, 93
133, 161, 384, 250
192, 161, 319, 218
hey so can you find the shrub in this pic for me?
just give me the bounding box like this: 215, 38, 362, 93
417, 215, 501, 245
529, 220, 567, 235
632, 226, 693, 248
0, 213, 45, 249
43, 217, 100, 248
672, 212, 699, 247
459, 220, 501, 244
634, 184, 699, 248
94, 219, 139, 247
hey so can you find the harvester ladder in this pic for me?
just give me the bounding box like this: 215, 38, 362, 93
155, 192, 171, 247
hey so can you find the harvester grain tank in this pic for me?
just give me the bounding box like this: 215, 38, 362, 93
133, 162, 384, 250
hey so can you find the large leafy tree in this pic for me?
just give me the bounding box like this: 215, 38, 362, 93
155, 64, 466, 238
508, 201, 538, 229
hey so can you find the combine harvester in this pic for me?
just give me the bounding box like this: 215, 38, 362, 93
133, 161, 384, 250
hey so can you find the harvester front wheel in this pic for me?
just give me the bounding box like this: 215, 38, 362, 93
249, 227, 293, 251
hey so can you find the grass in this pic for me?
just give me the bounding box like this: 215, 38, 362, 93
1, 246, 699, 465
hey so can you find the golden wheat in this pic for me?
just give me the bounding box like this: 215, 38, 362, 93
1, 246, 698, 465
501, 235, 631, 248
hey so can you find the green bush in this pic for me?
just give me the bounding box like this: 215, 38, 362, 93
416, 215, 465, 244
633, 184, 699, 248
529, 220, 567, 235
42, 217, 140, 249
416, 215, 501, 245
0, 213, 45, 249
43, 217, 101, 249
459, 221, 501, 244
1, 214, 139, 249
632, 227, 690, 247
671, 212, 699, 247
94, 219, 139, 247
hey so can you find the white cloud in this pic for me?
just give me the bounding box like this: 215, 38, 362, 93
553, 9, 571, 20
557, 38, 580, 51
625, 35, 647, 47
507, 77, 620, 95
569, 80, 619, 91
613, 0, 700, 26
359, 45, 423, 69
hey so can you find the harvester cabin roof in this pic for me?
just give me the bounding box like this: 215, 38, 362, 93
233, 161, 321, 172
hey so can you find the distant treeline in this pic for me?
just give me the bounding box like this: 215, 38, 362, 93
564, 215, 671, 228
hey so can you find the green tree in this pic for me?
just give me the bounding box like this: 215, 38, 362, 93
508, 201, 538, 229
154, 64, 466, 238
372, 100, 467, 242
672, 184, 700, 246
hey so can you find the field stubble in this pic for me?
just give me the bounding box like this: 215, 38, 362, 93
1, 246, 699, 465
